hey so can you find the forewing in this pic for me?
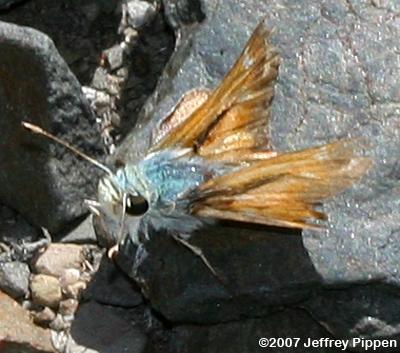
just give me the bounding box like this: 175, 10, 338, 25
152, 20, 280, 163
151, 89, 210, 147
191, 139, 372, 229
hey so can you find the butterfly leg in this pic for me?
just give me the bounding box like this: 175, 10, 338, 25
170, 232, 221, 280
107, 244, 119, 259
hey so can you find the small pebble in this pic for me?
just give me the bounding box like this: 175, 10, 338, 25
59, 299, 79, 316
30, 274, 62, 309
103, 44, 124, 71
0, 261, 30, 299
63, 314, 75, 325
22, 300, 32, 310
63, 281, 87, 299
124, 27, 138, 44
33, 244, 84, 277
32, 307, 56, 326
59, 268, 81, 288
124, 0, 157, 28
79, 271, 92, 283
50, 313, 68, 331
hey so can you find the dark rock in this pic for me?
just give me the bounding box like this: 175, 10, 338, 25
85, 255, 143, 307
0, 0, 25, 11
0, 290, 55, 352
80, 2, 101, 23
0, 20, 104, 234
0, 1, 121, 85
114, 0, 400, 340
0, 204, 39, 246
162, 0, 205, 34
97, 0, 119, 15
0, 212, 50, 264
118, 225, 320, 323
71, 301, 147, 353
117, 7, 175, 138
0, 261, 30, 299
166, 309, 344, 353
304, 284, 400, 351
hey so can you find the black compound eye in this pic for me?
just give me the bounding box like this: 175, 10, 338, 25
125, 194, 149, 216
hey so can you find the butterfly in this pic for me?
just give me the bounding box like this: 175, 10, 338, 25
23, 20, 371, 278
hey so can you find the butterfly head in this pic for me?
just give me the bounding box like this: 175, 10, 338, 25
87, 167, 150, 246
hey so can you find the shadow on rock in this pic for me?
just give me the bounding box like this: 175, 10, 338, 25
117, 223, 322, 324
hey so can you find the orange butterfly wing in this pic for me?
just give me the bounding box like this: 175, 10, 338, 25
191, 140, 371, 229
151, 20, 371, 229
152, 20, 279, 163
152, 89, 210, 147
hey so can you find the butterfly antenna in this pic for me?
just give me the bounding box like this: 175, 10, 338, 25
21, 121, 113, 177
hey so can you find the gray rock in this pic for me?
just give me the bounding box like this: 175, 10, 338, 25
102, 44, 124, 72
265, 0, 400, 288
71, 301, 147, 353
92, 67, 123, 96
304, 284, 400, 350
113, 0, 400, 340
0, 21, 104, 234
61, 215, 97, 244
0, 261, 30, 298
84, 255, 143, 307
